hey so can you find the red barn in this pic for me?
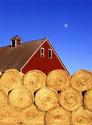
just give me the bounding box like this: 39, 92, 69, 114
0, 35, 69, 74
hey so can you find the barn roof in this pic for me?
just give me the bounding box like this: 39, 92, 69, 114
0, 38, 46, 72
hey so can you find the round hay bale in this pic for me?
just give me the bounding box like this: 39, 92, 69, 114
9, 86, 33, 109
23, 70, 46, 92
0, 105, 19, 124
45, 105, 71, 125
71, 107, 92, 125
59, 87, 83, 111
47, 69, 71, 91
0, 89, 8, 107
0, 69, 24, 95
35, 87, 59, 111
5, 69, 24, 81
71, 70, 92, 92
84, 89, 92, 112
20, 104, 45, 125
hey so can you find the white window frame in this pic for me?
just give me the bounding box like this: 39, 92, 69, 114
48, 49, 52, 59
40, 47, 45, 57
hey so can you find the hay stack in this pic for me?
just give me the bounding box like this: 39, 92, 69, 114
9, 85, 33, 109
0, 89, 8, 107
71, 107, 92, 125
0, 105, 20, 125
45, 105, 71, 125
35, 87, 59, 111
59, 87, 83, 111
71, 70, 92, 92
0, 68, 91, 125
0, 69, 23, 95
47, 69, 71, 91
20, 104, 45, 125
23, 70, 46, 92
84, 89, 92, 112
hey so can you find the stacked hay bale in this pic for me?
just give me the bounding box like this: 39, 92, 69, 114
0, 69, 24, 125
71, 70, 92, 125
0, 69, 92, 125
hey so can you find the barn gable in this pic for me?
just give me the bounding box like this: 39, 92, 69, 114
21, 39, 69, 74
0, 37, 69, 74
0, 38, 45, 72
46, 40, 69, 74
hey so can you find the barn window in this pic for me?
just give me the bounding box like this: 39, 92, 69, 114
40, 48, 45, 57
12, 40, 15, 47
48, 49, 52, 59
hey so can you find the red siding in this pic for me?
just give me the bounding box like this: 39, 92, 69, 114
22, 41, 66, 75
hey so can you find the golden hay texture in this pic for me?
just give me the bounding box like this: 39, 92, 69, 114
71, 107, 92, 125
0, 68, 92, 125
23, 70, 46, 92
84, 89, 92, 112
45, 106, 71, 125
59, 87, 83, 111
47, 69, 71, 91
35, 87, 59, 111
5, 69, 24, 81
0, 69, 23, 95
71, 70, 92, 92
9, 86, 33, 109
20, 104, 45, 125
0, 105, 20, 124
0, 89, 8, 107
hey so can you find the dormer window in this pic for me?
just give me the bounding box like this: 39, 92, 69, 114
12, 40, 16, 47
10, 35, 22, 47
40, 48, 45, 57
48, 49, 52, 59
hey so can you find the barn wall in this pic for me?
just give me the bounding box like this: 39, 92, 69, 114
22, 41, 66, 74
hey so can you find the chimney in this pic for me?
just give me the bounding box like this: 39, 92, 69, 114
10, 35, 22, 47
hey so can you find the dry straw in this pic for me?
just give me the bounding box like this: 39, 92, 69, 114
0, 69, 92, 125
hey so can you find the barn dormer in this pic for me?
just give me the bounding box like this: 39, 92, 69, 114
10, 35, 22, 47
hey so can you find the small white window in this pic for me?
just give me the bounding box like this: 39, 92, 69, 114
48, 49, 52, 59
40, 48, 45, 57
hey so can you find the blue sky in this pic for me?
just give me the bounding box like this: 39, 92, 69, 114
0, 0, 92, 75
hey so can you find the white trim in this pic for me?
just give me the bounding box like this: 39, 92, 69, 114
20, 38, 48, 72
40, 47, 45, 58
47, 40, 69, 74
15, 40, 17, 47
20, 38, 69, 74
48, 49, 52, 59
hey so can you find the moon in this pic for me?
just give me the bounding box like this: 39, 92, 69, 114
64, 24, 69, 28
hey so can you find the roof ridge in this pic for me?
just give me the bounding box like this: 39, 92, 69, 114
21, 38, 46, 45
0, 38, 47, 72
0, 38, 47, 48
